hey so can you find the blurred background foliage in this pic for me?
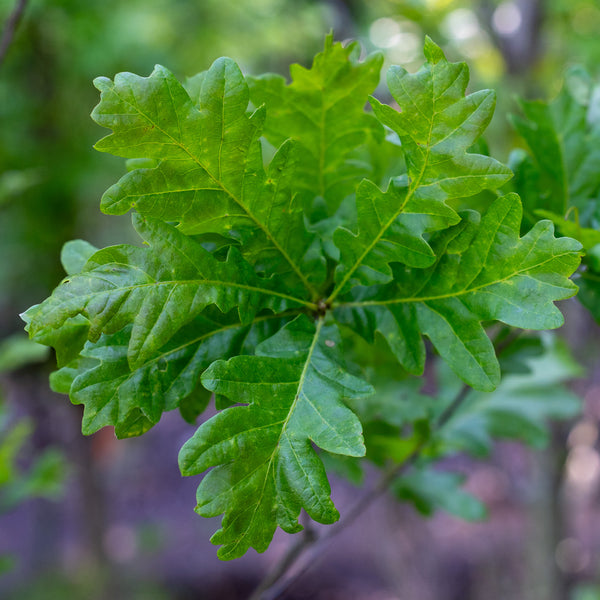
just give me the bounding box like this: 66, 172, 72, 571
2, 1, 600, 599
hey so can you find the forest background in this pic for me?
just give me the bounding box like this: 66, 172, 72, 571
1, 1, 600, 599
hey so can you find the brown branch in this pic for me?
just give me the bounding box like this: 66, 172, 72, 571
0, 0, 28, 68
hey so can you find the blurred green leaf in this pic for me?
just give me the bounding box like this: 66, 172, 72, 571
393, 467, 487, 521
0, 334, 48, 373
440, 334, 583, 455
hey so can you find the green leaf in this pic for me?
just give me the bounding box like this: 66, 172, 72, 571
510, 66, 600, 224
0, 334, 48, 373
60, 240, 99, 276
332, 38, 512, 295
179, 314, 373, 559
25, 215, 310, 371
336, 194, 582, 390
393, 467, 486, 521
248, 34, 384, 214
57, 312, 293, 438
92, 61, 323, 295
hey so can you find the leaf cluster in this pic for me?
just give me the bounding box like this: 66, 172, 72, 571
23, 36, 582, 559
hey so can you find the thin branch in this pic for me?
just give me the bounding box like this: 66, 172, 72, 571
252, 382, 470, 600
0, 0, 28, 68
251, 325, 526, 599
256, 450, 427, 600
248, 527, 317, 600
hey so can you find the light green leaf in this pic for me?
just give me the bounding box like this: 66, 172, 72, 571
335, 194, 582, 390
0, 334, 48, 373
248, 34, 384, 214
179, 314, 373, 559
393, 467, 487, 521
92, 61, 323, 295
332, 37, 512, 295
60, 240, 99, 276
439, 333, 583, 454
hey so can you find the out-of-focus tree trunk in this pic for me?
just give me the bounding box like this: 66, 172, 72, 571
481, 0, 544, 75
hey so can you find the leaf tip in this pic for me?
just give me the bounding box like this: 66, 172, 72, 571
92, 76, 112, 92
423, 36, 446, 64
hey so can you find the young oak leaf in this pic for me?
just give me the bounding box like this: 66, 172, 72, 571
248, 34, 384, 214
25, 215, 309, 371
331, 38, 512, 296
92, 61, 323, 295
179, 314, 373, 560
335, 194, 582, 391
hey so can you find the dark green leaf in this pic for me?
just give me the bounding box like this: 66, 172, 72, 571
25, 215, 309, 371
336, 194, 582, 390
92, 61, 323, 295
179, 315, 372, 559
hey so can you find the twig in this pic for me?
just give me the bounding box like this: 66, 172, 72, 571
251, 325, 524, 599
256, 451, 426, 600
252, 382, 471, 600
0, 0, 28, 68
248, 527, 317, 600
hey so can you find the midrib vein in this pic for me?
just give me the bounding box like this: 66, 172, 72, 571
327, 106, 436, 304
114, 87, 317, 299
336, 250, 574, 308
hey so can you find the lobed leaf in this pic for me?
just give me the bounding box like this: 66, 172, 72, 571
25, 215, 309, 371
92, 61, 323, 295
331, 38, 512, 295
248, 34, 384, 214
510, 67, 600, 323
335, 194, 582, 390
179, 314, 373, 559
51, 312, 292, 438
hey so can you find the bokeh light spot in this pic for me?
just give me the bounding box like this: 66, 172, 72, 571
492, 2, 523, 37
